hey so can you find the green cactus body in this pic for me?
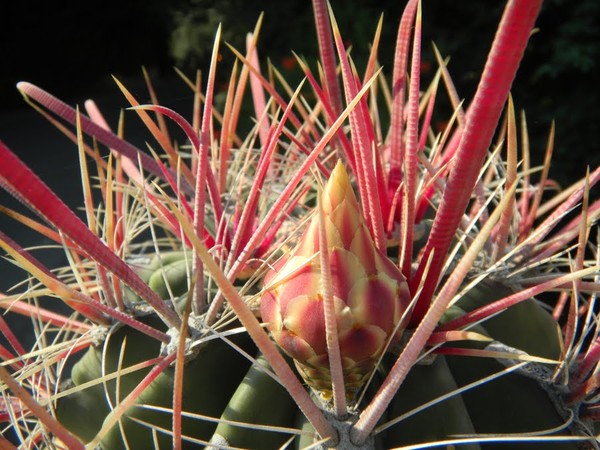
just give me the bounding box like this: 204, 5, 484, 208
57, 316, 256, 449
384, 355, 480, 449
208, 354, 298, 449
148, 259, 192, 300
445, 354, 579, 450
123, 251, 191, 303
454, 280, 563, 361
439, 287, 580, 449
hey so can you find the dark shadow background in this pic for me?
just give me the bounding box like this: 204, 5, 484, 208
0, 0, 598, 344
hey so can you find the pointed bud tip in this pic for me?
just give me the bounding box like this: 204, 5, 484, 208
329, 160, 350, 187
322, 160, 360, 214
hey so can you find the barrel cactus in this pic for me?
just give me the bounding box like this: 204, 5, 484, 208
1, 0, 599, 449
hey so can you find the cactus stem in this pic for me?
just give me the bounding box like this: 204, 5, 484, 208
87, 351, 178, 449
374, 359, 527, 436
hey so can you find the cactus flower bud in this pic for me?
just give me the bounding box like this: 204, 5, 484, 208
261, 161, 410, 398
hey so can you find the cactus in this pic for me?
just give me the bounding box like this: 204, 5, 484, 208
1, 0, 599, 449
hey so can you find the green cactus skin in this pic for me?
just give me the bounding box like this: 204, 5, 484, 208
208, 354, 298, 449
446, 355, 580, 450
123, 251, 190, 303
379, 295, 581, 449
57, 318, 166, 443
148, 258, 192, 300
56, 316, 256, 449
455, 280, 563, 361
55, 382, 110, 443
384, 355, 480, 449
442, 287, 580, 449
